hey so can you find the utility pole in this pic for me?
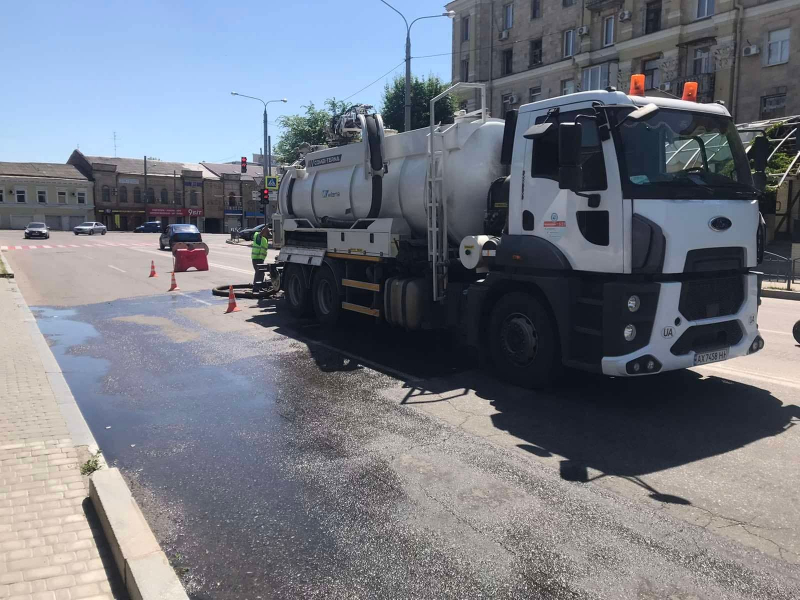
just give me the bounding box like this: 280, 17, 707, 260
143, 156, 148, 226
113, 132, 117, 157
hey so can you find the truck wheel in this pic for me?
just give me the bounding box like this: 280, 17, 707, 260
488, 292, 558, 389
793, 320, 800, 345
311, 267, 341, 326
284, 264, 312, 317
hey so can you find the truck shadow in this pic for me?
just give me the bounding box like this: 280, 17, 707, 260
247, 298, 799, 502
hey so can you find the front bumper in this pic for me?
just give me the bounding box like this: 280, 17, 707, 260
601, 273, 761, 376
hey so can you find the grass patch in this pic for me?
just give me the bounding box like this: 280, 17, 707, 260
0, 257, 7, 276
80, 450, 103, 475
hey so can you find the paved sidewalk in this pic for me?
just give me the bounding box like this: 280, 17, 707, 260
0, 279, 125, 599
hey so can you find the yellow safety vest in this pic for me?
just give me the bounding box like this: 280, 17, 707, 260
251, 230, 268, 260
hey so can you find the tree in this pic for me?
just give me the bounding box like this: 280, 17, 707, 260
274, 98, 351, 164
380, 74, 456, 132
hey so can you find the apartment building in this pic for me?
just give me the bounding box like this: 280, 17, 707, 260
447, 0, 800, 122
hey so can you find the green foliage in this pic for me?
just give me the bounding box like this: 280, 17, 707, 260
380, 74, 456, 132
80, 450, 103, 476
274, 98, 350, 164
766, 151, 796, 175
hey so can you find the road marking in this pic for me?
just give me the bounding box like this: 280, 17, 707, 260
108, 265, 126, 273
42, 245, 52, 249
130, 247, 253, 275
14, 246, 22, 250
697, 364, 800, 391
759, 328, 792, 336
0, 246, 7, 251
177, 291, 213, 305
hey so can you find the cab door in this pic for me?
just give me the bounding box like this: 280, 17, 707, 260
513, 102, 624, 273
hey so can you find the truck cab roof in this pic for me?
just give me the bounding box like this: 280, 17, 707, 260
518, 89, 731, 118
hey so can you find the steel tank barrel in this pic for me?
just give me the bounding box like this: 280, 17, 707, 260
279, 115, 505, 244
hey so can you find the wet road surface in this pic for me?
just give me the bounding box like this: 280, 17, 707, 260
32, 292, 800, 599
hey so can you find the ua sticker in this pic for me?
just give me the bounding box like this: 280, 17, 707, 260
662, 327, 674, 338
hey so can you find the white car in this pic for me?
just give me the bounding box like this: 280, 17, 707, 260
73, 222, 107, 236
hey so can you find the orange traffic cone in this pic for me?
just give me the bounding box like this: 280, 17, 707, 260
167, 271, 180, 292
224, 285, 241, 313
149, 260, 157, 277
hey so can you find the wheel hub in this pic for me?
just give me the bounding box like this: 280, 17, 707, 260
501, 313, 538, 366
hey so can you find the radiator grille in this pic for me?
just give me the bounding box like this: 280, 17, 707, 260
679, 275, 744, 321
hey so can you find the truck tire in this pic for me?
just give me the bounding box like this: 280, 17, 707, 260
311, 267, 341, 327
488, 292, 558, 389
793, 320, 800, 345
284, 264, 312, 318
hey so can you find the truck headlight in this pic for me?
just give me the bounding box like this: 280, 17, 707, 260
623, 324, 637, 341
627, 295, 640, 312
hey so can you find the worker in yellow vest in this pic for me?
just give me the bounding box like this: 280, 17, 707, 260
251, 226, 269, 271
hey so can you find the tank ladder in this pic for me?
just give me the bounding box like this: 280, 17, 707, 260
427, 82, 488, 302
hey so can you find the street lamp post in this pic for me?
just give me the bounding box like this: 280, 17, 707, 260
230, 92, 287, 220
380, 1, 455, 132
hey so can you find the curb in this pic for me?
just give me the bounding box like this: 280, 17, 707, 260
762, 289, 800, 301
90, 469, 189, 600
9, 279, 189, 600
0, 251, 14, 278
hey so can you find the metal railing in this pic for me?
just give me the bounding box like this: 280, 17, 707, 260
673, 73, 716, 103
762, 251, 800, 290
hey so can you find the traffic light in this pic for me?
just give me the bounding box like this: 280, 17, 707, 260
241, 156, 247, 173
261, 189, 269, 203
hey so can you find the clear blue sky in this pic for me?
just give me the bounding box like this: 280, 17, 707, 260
0, 0, 453, 164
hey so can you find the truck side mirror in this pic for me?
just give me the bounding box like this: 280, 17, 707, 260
558, 122, 583, 191
751, 135, 768, 172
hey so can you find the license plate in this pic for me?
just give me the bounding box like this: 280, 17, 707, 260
693, 348, 729, 366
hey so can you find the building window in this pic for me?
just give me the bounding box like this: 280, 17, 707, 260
643, 59, 661, 89
147, 188, 155, 203
58, 191, 66, 204
37, 190, 47, 204
761, 94, 787, 119
160, 189, 168, 204
190, 191, 198, 206
502, 48, 513, 75
503, 3, 513, 29
16, 189, 26, 203
563, 29, 575, 57
561, 79, 575, 95
119, 187, 127, 203
645, 1, 661, 34
697, 0, 714, 19
531, 0, 541, 19
563, 0, 575, 6
77, 191, 86, 204
461, 58, 470, 82
603, 16, 614, 47
101, 185, 110, 203
767, 28, 790, 66
582, 64, 609, 90
175, 190, 182, 205
693, 47, 711, 75
228, 192, 236, 208
529, 84, 542, 102
462, 16, 470, 41
134, 187, 142, 203
529, 38, 543, 66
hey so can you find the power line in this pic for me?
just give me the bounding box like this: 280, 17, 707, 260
340, 59, 407, 102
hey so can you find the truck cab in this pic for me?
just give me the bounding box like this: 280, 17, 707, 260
472, 87, 765, 384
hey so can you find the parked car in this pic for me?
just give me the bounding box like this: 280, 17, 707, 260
73, 222, 107, 236
134, 221, 162, 233
238, 224, 266, 241
24, 222, 49, 240
160, 224, 202, 250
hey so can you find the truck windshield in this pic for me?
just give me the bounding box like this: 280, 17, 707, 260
614, 108, 755, 199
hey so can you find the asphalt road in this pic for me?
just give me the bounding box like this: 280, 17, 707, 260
2, 230, 799, 599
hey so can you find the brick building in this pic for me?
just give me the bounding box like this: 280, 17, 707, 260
447, 0, 800, 122
67, 151, 222, 232
200, 162, 266, 231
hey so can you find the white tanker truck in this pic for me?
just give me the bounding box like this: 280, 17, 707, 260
269, 81, 769, 388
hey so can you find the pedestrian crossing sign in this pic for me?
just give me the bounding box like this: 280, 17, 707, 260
265, 176, 280, 191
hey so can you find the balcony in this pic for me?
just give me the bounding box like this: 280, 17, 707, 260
672, 73, 715, 103
586, 0, 623, 12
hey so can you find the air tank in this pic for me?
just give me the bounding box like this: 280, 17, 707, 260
278, 114, 505, 244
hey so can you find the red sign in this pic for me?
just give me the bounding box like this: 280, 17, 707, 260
148, 207, 204, 217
